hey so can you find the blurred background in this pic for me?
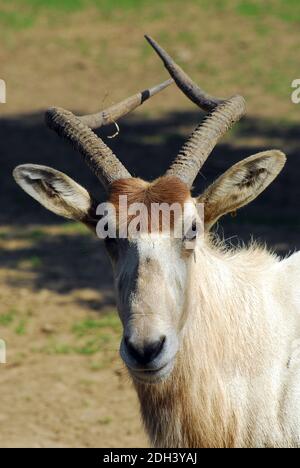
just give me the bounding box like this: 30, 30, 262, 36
0, 0, 299, 447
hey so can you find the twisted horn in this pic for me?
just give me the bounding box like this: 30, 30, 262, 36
45, 79, 173, 190
145, 35, 246, 187
46, 107, 131, 188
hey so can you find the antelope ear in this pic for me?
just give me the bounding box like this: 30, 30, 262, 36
13, 164, 99, 230
197, 150, 286, 230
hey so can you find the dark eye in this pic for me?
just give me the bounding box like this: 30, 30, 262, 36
183, 220, 198, 242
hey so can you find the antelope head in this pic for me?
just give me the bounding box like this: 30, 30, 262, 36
13, 36, 286, 384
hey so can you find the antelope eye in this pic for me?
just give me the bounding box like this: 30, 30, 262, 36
183, 220, 198, 242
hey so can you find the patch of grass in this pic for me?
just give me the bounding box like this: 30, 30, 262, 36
0, 0, 300, 35
74, 335, 111, 356
0, 310, 16, 326
196, 0, 300, 23
15, 319, 27, 336
66, 312, 121, 355
0, 10, 34, 29
94, 0, 167, 15
61, 222, 90, 235
41, 335, 112, 356
20, 0, 158, 12
34, 310, 120, 358
25, 229, 46, 241
41, 342, 73, 355
27, 256, 43, 268
19, 255, 42, 270
24, 0, 85, 12
72, 314, 121, 337
236, 1, 263, 18
39, 313, 120, 357
235, 0, 300, 23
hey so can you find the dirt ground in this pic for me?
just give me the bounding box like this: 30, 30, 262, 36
0, 223, 148, 448
0, 1, 300, 448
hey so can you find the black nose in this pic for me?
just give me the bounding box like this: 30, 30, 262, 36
124, 336, 166, 366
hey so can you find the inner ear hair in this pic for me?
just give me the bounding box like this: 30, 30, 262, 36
13, 164, 99, 230
197, 150, 286, 230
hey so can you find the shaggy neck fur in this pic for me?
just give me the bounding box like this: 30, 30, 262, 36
134, 239, 282, 448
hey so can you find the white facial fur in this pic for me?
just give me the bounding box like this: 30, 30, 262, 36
105, 200, 199, 383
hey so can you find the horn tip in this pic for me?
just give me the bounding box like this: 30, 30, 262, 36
144, 34, 159, 51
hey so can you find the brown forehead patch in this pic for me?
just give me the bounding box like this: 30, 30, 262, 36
108, 176, 191, 232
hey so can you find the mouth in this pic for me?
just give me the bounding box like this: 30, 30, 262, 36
128, 360, 175, 384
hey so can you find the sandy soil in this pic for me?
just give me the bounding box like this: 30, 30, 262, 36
0, 226, 148, 447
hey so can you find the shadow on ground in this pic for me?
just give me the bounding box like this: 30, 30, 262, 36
1, 110, 300, 308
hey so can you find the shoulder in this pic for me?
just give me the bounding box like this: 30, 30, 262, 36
277, 251, 300, 275
273, 252, 300, 309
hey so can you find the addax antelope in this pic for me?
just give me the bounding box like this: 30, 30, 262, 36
14, 36, 300, 448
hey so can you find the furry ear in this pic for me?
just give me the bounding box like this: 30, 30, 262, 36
13, 164, 99, 230
197, 150, 286, 230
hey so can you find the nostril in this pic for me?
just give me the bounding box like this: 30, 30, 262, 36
124, 336, 140, 360
124, 335, 130, 348
124, 335, 166, 366
153, 336, 166, 358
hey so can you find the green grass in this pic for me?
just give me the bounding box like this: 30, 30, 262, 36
0, 0, 164, 30
71, 313, 120, 355
0, 310, 29, 334
38, 311, 121, 357
15, 319, 27, 335
42, 342, 73, 355
27, 256, 42, 268
72, 314, 121, 337
17, 254, 42, 269
0, 10, 34, 29
1, 0, 300, 32
236, 1, 263, 17
41, 336, 114, 356
61, 222, 90, 235
24, 0, 85, 11
0, 310, 16, 326
75, 336, 111, 355
24, 229, 46, 241
236, 0, 300, 22
198, 0, 300, 23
